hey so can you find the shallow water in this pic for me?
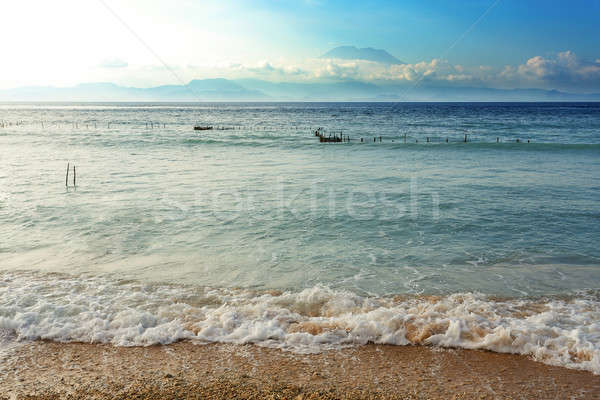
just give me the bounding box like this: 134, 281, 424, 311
1, 102, 599, 372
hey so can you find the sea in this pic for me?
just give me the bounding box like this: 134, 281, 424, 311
1, 102, 599, 373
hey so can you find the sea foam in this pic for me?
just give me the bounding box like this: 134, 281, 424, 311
0, 271, 599, 374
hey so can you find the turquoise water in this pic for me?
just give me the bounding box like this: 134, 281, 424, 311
2, 102, 599, 296
1, 102, 600, 371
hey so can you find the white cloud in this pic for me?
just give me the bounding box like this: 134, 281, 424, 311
261, 52, 600, 92
245, 61, 305, 76
500, 51, 600, 89
9, 48, 599, 93
211, 58, 472, 83
99, 58, 129, 69
300, 58, 488, 84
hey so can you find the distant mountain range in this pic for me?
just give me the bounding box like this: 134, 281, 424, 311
0, 79, 266, 102
321, 46, 403, 64
1, 78, 599, 102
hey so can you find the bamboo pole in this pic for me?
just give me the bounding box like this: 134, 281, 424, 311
66, 163, 69, 187
73, 165, 76, 187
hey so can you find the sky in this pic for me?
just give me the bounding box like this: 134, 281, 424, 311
1, 0, 599, 92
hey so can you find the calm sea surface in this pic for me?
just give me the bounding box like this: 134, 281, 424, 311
1, 102, 599, 372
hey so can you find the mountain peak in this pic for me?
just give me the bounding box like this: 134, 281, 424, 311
321, 46, 403, 64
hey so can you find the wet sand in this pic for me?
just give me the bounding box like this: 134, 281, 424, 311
1, 341, 599, 399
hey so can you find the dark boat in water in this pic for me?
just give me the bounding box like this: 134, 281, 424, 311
194, 126, 213, 131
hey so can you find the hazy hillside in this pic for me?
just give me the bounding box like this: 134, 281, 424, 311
1, 79, 599, 102
0, 79, 266, 102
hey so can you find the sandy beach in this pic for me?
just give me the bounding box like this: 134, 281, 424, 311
1, 341, 598, 399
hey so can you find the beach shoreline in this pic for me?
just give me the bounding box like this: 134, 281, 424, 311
1, 341, 598, 399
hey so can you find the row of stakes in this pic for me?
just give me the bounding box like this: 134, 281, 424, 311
2, 120, 532, 143
1, 120, 318, 131
315, 130, 531, 144
5, 119, 311, 131
0, 121, 169, 129
0, 121, 162, 129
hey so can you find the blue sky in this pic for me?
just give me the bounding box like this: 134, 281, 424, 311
1, 0, 599, 91
263, 0, 600, 65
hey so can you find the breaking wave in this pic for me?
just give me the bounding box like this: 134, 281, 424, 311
0, 270, 599, 374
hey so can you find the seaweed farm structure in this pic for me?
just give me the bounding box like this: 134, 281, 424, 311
314, 127, 349, 143
0, 119, 533, 144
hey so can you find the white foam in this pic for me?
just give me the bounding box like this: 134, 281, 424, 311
0, 271, 599, 374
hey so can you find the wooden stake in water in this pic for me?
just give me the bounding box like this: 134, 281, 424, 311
65, 163, 69, 187
73, 165, 76, 187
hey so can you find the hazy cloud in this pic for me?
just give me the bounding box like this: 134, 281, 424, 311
99, 58, 129, 69
303, 58, 482, 84
500, 51, 600, 90
88, 51, 600, 93
245, 61, 305, 76
307, 51, 600, 91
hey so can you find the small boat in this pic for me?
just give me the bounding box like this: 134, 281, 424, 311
194, 125, 213, 131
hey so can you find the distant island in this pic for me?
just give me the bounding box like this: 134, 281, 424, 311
1, 78, 599, 102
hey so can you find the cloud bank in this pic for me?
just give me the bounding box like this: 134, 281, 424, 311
8, 49, 600, 94
500, 51, 600, 90
138, 50, 598, 93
